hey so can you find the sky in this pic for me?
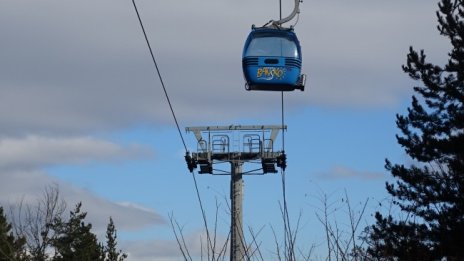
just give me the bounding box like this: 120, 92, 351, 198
0, 0, 451, 260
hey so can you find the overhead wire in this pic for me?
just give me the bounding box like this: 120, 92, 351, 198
278, 0, 293, 259
130, 0, 215, 256
131, 0, 187, 151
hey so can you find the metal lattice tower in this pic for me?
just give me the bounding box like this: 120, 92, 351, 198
185, 125, 287, 261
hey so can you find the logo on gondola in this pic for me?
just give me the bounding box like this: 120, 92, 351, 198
257, 67, 286, 80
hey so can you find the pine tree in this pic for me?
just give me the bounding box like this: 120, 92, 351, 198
0, 207, 26, 261
50, 202, 104, 261
104, 217, 127, 261
366, 0, 464, 259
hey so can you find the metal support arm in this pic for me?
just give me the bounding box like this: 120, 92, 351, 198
272, 0, 301, 27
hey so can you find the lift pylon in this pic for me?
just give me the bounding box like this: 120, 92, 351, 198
185, 124, 287, 261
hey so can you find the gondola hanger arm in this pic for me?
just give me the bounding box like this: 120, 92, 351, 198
271, 0, 301, 28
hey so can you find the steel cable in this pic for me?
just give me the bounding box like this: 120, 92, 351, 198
131, 0, 214, 256
131, 0, 187, 151
279, 0, 292, 258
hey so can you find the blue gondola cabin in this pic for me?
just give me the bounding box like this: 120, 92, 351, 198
242, 26, 305, 91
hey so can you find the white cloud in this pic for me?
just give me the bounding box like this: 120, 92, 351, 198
123, 230, 229, 261
0, 135, 152, 171
302, 0, 448, 108
0, 135, 161, 233
316, 165, 385, 180
65, 190, 165, 233
0, 0, 451, 136
0, 170, 165, 233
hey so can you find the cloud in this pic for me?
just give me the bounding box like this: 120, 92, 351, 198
0, 135, 152, 171
302, 0, 448, 108
64, 189, 165, 232
0, 170, 165, 233
0, 0, 450, 137
123, 230, 228, 261
123, 239, 182, 261
315, 165, 384, 180
0, 135, 161, 232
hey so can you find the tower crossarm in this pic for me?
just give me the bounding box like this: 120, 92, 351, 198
185, 124, 287, 175
186, 124, 286, 132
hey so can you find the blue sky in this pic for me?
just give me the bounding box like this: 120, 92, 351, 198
0, 0, 450, 260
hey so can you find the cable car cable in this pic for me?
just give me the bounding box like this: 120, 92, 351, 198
131, 0, 187, 151
131, 0, 215, 254
278, 0, 293, 257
